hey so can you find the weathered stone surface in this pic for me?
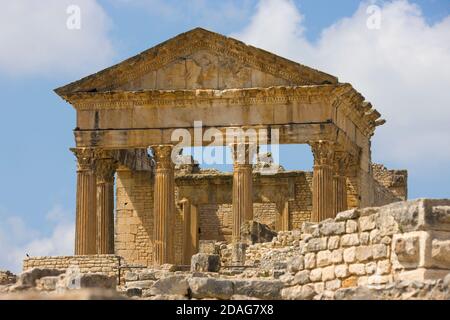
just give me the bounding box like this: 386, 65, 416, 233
319, 222, 345, 236
341, 234, 360, 247
334, 265, 349, 279
126, 287, 142, 297
335, 209, 360, 222
281, 285, 315, 300
188, 277, 234, 300
293, 270, 311, 285
287, 256, 304, 273
149, 275, 189, 296
18, 268, 65, 287
126, 280, 155, 289
191, 253, 220, 272
316, 250, 331, 267
310, 269, 322, 282
36, 276, 60, 291
233, 280, 283, 300
321, 266, 335, 281
306, 237, 327, 252
241, 220, 277, 244
304, 253, 316, 269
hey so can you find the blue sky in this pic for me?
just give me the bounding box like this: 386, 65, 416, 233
0, 0, 449, 271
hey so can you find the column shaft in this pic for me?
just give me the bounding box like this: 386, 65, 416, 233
73, 149, 97, 255
230, 143, 255, 243
95, 156, 117, 254
333, 176, 348, 215
311, 141, 335, 223
152, 145, 175, 265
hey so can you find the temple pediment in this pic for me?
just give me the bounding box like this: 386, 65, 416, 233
55, 28, 338, 94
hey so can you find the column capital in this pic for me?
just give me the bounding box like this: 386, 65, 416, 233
71, 148, 95, 172
229, 142, 257, 166
333, 151, 352, 177
95, 157, 118, 184
310, 140, 336, 167
151, 145, 174, 170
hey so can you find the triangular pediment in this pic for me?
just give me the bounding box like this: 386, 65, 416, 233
55, 28, 338, 95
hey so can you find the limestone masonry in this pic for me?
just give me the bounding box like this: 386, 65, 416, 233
1, 28, 447, 300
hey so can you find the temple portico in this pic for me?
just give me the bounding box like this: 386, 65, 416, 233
56, 28, 406, 266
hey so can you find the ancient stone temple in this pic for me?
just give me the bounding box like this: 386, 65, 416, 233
54, 28, 407, 267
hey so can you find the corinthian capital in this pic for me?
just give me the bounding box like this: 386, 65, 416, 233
310, 140, 335, 167
151, 145, 174, 170
95, 158, 118, 184
333, 152, 352, 176
71, 148, 95, 172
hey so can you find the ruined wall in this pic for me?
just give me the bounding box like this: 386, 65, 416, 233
226, 199, 450, 298
372, 164, 408, 201
115, 165, 407, 267
115, 168, 153, 266
23, 255, 120, 279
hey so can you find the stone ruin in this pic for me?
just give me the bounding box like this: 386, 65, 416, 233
1, 28, 447, 300
2, 199, 449, 300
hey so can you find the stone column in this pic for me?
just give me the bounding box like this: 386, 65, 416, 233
151, 145, 175, 265
230, 143, 255, 242
95, 152, 118, 254
310, 140, 335, 222
72, 148, 97, 255
332, 152, 350, 216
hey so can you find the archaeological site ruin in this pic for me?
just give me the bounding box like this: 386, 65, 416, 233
3, 28, 449, 300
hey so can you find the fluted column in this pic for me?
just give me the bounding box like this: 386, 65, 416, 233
310, 140, 335, 222
151, 145, 175, 265
72, 148, 97, 255
332, 152, 350, 216
230, 143, 256, 242
95, 152, 118, 254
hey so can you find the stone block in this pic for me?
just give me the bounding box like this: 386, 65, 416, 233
376, 260, 391, 275
317, 250, 331, 267
328, 236, 340, 250
188, 277, 234, 300
319, 222, 346, 236
322, 266, 335, 281
346, 220, 358, 234
293, 270, 311, 285
341, 234, 360, 247
149, 275, 189, 296
349, 264, 366, 276
233, 280, 283, 300
330, 249, 343, 264
359, 214, 377, 231
287, 256, 304, 273
306, 237, 327, 252
365, 262, 377, 275
281, 284, 315, 300
325, 279, 341, 291
335, 209, 360, 221
355, 246, 372, 262
304, 253, 316, 269
343, 247, 356, 263
309, 268, 322, 282
191, 253, 220, 272
334, 265, 349, 279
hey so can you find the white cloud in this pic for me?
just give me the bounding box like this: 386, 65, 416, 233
0, 0, 114, 77
0, 205, 74, 273
232, 0, 450, 168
